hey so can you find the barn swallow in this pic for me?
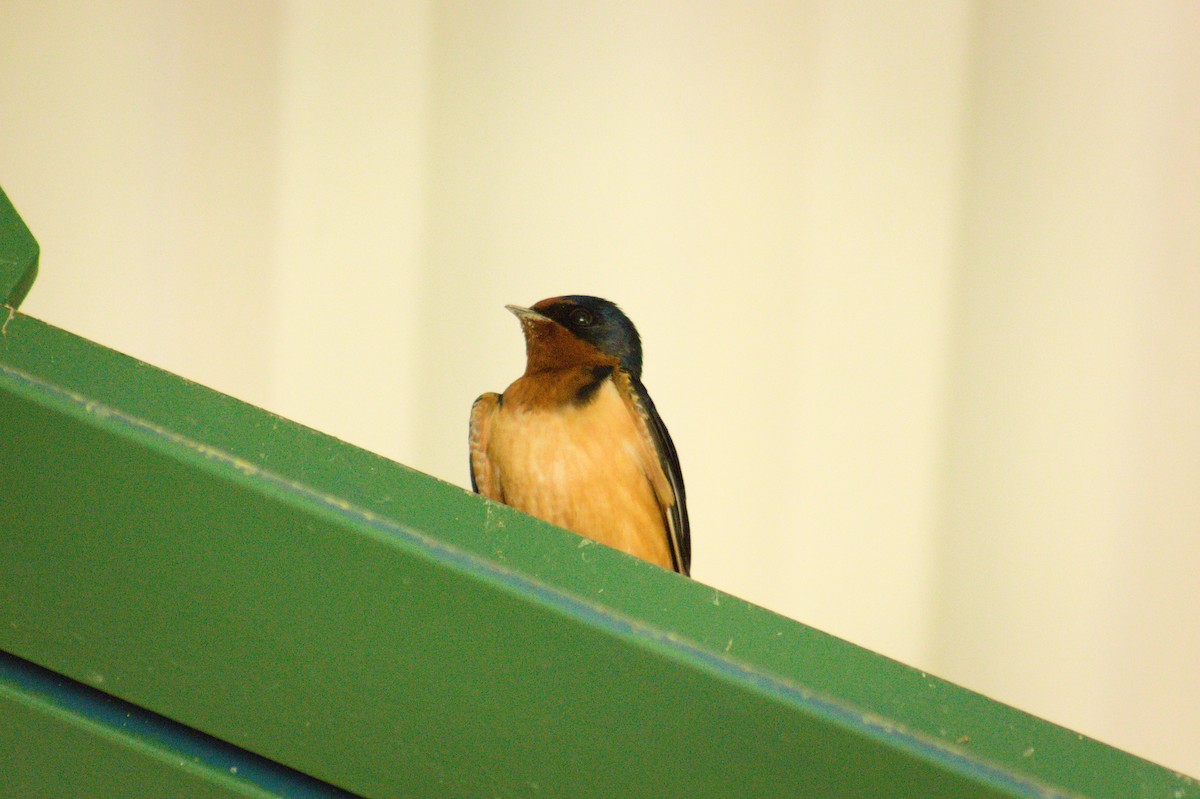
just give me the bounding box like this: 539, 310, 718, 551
469, 295, 690, 575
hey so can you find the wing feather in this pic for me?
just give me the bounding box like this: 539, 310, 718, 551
469, 393, 503, 501
618, 373, 691, 575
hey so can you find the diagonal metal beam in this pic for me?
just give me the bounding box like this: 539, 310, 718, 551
0, 186, 39, 310
0, 188, 1195, 798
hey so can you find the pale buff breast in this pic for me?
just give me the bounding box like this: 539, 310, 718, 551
488, 380, 673, 569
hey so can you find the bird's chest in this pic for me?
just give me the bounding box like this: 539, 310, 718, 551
489, 380, 646, 505
486, 373, 671, 569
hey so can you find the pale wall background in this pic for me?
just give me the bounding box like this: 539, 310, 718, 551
2, 0, 1198, 777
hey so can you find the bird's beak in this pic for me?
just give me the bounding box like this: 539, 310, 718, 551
505, 304, 551, 323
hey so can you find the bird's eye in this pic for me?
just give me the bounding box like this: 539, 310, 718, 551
569, 307, 595, 327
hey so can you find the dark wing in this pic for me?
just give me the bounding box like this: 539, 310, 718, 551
627, 376, 691, 575
469, 393, 503, 500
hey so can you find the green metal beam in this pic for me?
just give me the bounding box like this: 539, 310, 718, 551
0, 652, 358, 798
0, 186, 39, 310
0, 188, 1196, 798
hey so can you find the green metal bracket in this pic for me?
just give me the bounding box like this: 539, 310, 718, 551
0, 186, 39, 310
0, 185, 1196, 798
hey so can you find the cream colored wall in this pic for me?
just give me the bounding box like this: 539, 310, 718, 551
2, 0, 1197, 777
935, 2, 1200, 772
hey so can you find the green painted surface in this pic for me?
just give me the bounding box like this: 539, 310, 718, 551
0, 186, 39, 309
0, 669, 336, 798
1, 693, 273, 799
0, 189, 1196, 798
0, 651, 359, 798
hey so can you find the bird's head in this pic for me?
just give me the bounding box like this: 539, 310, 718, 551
507, 295, 643, 378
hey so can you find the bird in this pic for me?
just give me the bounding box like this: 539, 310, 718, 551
469, 295, 690, 575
